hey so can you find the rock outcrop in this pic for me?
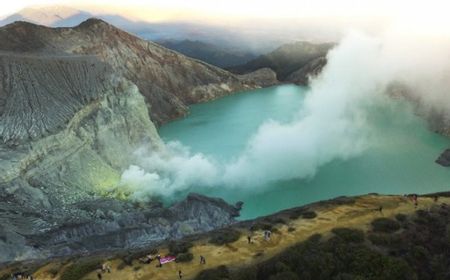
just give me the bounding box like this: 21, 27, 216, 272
436, 149, 450, 167
0, 21, 247, 262
230, 41, 333, 82
0, 19, 264, 124
286, 56, 327, 85
238, 68, 279, 87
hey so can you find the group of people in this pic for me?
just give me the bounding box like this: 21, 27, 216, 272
96, 263, 112, 280
264, 230, 272, 241
10, 273, 33, 280
139, 253, 155, 265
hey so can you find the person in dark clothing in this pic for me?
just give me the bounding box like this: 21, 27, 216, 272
247, 235, 252, 244
156, 254, 162, 267
179, 270, 183, 279
434, 196, 439, 202
200, 255, 206, 264
97, 271, 102, 280
378, 206, 383, 213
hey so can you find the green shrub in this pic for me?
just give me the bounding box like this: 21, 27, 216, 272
250, 222, 274, 231
268, 271, 299, 280
60, 259, 101, 280
168, 241, 193, 255
196, 265, 229, 280
265, 217, 286, 225
209, 229, 241, 245
368, 233, 401, 247
331, 228, 365, 243
301, 211, 317, 219
117, 262, 127, 271
395, 214, 407, 222
371, 218, 401, 233
175, 252, 194, 263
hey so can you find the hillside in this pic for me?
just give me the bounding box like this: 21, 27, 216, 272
0, 19, 268, 124
230, 41, 333, 82
0, 19, 275, 263
2, 193, 449, 279
158, 40, 257, 68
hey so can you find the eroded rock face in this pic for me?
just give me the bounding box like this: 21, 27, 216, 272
436, 149, 450, 167
0, 19, 259, 264
286, 56, 327, 85
0, 19, 265, 124
0, 53, 240, 263
238, 68, 279, 88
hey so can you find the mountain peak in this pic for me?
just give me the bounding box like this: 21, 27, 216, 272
76, 17, 111, 29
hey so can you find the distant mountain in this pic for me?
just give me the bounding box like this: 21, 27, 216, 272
0, 6, 92, 27
158, 39, 257, 68
230, 41, 334, 81
0, 6, 282, 54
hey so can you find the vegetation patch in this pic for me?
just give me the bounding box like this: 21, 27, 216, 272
301, 211, 317, 219
395, 213, 407, 222
195, 206, 450, 280
331, 227, 365, 243
60, 259, 102, 280
196, 265, 230, 280
168, 241, 193, 255
371, 217, 401, 233
209, 228, 241, 246
175, 252, 194, 263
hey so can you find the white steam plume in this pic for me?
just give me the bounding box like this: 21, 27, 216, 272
120, 24, 450, 199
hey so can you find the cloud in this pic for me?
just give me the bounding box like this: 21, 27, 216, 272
120, 26, 450, 200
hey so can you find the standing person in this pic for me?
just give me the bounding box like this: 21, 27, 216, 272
178, 270, 183, 279
97, 270, 102, 280
247, 235, 252, 244
434, 196, 439, 203
200, 255, 206, 264
156, 254, 162, 267
378, 206, 383, 213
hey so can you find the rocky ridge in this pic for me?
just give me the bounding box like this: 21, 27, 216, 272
0, 19, 271, 124
0, 19, 255, 263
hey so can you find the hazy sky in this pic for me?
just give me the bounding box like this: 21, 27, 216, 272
1, 0, 447, 23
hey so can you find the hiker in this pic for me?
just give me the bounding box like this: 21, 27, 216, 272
200, 255, 206, 264
378, 206, 383, 213
102, 263, 111, 273
97, 270, 102, 280
156, 254, 162, 267
247, 235, 252, 244
179, 270, 183, 279
264, 230, 271, 241
434, 196, 439, 203
139, 254, 153, 264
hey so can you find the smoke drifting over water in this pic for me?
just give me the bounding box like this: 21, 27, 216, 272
120, 26, 450, 199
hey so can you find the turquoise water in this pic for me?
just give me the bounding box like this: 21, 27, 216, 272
159, 85, 450, 220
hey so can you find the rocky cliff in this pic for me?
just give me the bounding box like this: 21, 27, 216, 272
0, 19, 253, 263
0, 19, 266, 124
229, 41, 333, 82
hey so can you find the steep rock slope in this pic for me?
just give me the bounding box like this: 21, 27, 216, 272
0, 52, 240, 263
230, 41, 333, 82
158, 39, 257, 68
0, 19, 263, 124
285, 56, 327, 85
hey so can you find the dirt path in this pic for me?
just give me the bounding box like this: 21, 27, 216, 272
32, 194, 447, 280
